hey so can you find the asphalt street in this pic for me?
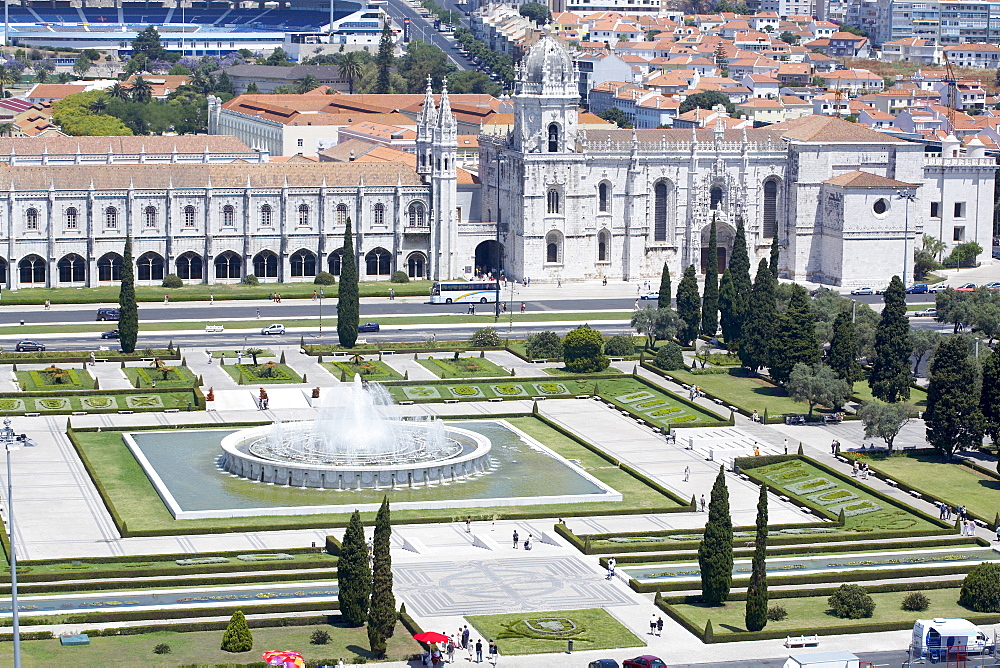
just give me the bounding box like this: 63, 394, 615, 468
384, 0, 474, 69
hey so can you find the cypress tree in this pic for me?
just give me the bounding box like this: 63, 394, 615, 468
698, 466, 733, 605
982, 345, 1000, 444
718, 268, 738, 349
220, 610, 253, 652
738, 259, 777, 373
828, 310, 860, 385
337, 218, 360, 348
769, 284, 820, 384
729, 216, 752, 340
869, 276, 912, 402
338, 510, 371, 626
702, 218, 719, 336
118, 236, 138, 354
745, 484, 769, 632
657, 262, 672, 310
367, 497, 396, 657
925, 336, 986, 459
676, 265, 701, 346
769, 233, 780, 279
375, 22, 393, 94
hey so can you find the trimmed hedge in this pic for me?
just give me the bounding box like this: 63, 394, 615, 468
81, 614, 335, 637
0, 349, 180, 365
17, 556, 335, 584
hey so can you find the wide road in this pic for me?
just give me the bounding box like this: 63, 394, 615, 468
384, 0, 475, 69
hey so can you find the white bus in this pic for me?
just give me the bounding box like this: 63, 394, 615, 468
430, 281, 499, 304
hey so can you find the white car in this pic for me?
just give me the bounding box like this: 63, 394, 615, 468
260, 323, 285, 335
639, 291, 660, 300
914, 308, 937, 317
850, 287, 874, 295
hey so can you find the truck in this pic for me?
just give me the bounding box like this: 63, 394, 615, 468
911, 618, 995, 659
783, 650, 861, 668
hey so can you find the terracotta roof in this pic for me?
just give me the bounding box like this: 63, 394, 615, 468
768, 115, 910, 143
26, 84, 86, 100
824, 170, 919, 188
0, 135, 254, 155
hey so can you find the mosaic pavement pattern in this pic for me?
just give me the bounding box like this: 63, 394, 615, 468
393, 555, 635, 617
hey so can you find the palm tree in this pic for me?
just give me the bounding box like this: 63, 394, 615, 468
339, 51, 363, 94
0, 65, 16, 99
109, 82, 129, 101
89, 96, 108, 114
0, 123, 14, 137
295, 74, 319, 94
130, 76, 153, 103
922, 234, 948, 262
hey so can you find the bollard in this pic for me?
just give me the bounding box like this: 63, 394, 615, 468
567, 639, 573, 653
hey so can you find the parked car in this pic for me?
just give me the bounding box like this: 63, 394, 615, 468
14, 340, 45, 352
929, 283, 950, 293
914, 308, 937, 317
906, 283, 929, 294
985, 282, 1000, 291
358, 322, 380, 333
260, 323, 285, 335
955, 283, 977, 291
96, 307, 120, 321
101, 329, 120, 339
850, 287, 874, 295
623, 657, 666, 668
639, 291, 659, 300
589, 661, 621, 668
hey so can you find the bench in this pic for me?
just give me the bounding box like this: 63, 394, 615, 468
885, 479, 898, 487
164, 408, 179, 413
399, 400, 414, 405
443, 399, 459, 404
784, 635, 819, 648
575, 395, 591, 399
379, 351, 395, 356
24, 413, 39, 417
71, 411, 87, 416
532, 396, 546, 401
908, 490, 922, 499
60, 634, 90, 646
118, 410, 133, 414
205, 325, 225, 333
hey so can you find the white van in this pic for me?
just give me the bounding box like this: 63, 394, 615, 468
912, 618, 994, 658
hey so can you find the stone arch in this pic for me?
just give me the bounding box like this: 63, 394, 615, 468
222, 204, 235, 226
175, 251, 203, 280
546, 188, 561, 214
762, 177, 780, 238
136, 251, 164, 281
328, 248, 344, 276
18, 254, 45, 284
365, 247, 391, 276
214, 250, 241, 279
253, 250, 279, 278
548, 122, 560, 152
57, 252, 86, 283
710, 184, 725, 211
406, 251, 426, 279
97, 252, 122, 282
290, 248, 317, 277
598, 181, 611, 213
545, 230, 563, 264
598, 228, 610, 262
700, 220, 736, 273
407, 201, 425, 227
653, 179, 674, 242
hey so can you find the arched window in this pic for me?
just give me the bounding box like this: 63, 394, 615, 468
547, 189, 560, 215
18, 255, 45, 284
260, 204, 272, 226
214, 251, 241, 279
253, 250, 279, 278
105, 206, 118, 229
373, 203, 385, 226
598, 182, 610, 213
407, 252, 426, 278
175, 251, 203, 280
598, 229, 610, 262
297, 203, 309, 226
328, 249, 344, 276
97, 252, 122, 282
57, 253, 86, 283
25, 208, 38, 230
548, 123, 560, 153
144, 206, 157, 227
0, 258, 8, 284
182, 205, 195, 227
136, 251, 164, 281
222, 204, 235, 226
336, 203, 348, 225
710, 186, 724, 211
654, 180, 671, 242
408, 202, 425, 227
762, 179, 778, 238
545, 231, 563, 264
65, 207, 78, 229
290, 249, 317, 277
365, 247, 391, 275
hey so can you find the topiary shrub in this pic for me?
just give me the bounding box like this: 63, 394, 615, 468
604, 335, 635, 358
654, 342, 685, 370
525, 331, 562, 360
828, 584, 875, 619
153, 643, 171, 654
766, 605, 787, 621
960, 563, 1000, 612
241, 274, 259, 286
220, 610, 253, 652
390, 270, 410, 283
314, 271, 336, 285
161, 274, 183, 288
901, 592, 930, 611
310, 629, 330, 645
470, 327, 501, 347
563, 325, 609, 373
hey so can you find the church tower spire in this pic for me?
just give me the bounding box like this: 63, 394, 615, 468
416, 77, 437, 176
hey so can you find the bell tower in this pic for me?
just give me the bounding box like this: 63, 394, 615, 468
512, 27, 580, 154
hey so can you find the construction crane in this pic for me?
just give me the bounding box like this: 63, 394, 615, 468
943, 51, 959, 131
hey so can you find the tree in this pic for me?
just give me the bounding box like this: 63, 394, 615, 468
397, 40, 456, 93
72, 54, 91, 77
787, 363, 851, 415
769, 284, 820, 384
118, 237, 138, 353
657, 262, 671, 310
721, 216, 751, 350
698, 466, 733, 605
739, 260, 777, 372
131, 26, 169, 62
745, 484, 769, 632
525, 331, 563, 360
679, 91, 735, 116
563, 325, 609, 373
446, 70, 500, 96
89, 96, 108, 114
263, 46, 293, 66
676, 265, 701, 346
910, 328, 941, 377
338, 510, 371, 626
869, 276, 912, 402
631, 307, 681, 349
983, 345, 1000, 443
337, 218, 359, 348
109, 82, 129, 101
367, 497, 395, 657
374, 23, 393, 94
778, 30, 800, 44
654, 342, 685, 370
718, 269, 737, 348
597, 107, 632, 128
959, 563, 1000, 612
702, 219, 719, 336
0, 65, 17, 99
828, 584, 875, 619
220, 610, 253, 652
130, 76, 153, 103
295, 74, 320, 94
858, 399, 912, 450
768, 234, 780, 279
828, 310, 860, 384
246, 81, 260, 94
925, 336, 985, 458
519, 1, 552, 25
943, 241, 983, 268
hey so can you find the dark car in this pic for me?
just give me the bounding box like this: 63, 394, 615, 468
14, 340, 45, 352
101, 329, 120, 339
358, 322, 380, 333
906, 283, 929, 294
96, 307, 120, 321
589, 661, 621, 668
623, 657, 666, 668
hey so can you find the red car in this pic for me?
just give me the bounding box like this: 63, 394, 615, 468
624, 657, 666, 668
954, 283, 977, 291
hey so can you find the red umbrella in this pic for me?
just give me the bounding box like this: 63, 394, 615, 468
413, 631, 450, 644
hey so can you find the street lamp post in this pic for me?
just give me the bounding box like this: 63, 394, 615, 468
897, 190, 916, 284
494, 154, 504, 322
318, 289, 325, 336
0, 418, 30, 668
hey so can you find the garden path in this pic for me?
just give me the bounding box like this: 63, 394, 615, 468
90, 361, 132, 390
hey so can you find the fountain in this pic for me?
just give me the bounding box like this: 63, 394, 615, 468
220, 375, 492, 489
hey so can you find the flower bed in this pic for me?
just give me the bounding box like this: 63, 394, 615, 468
224, 362, 302, 385
125, 365, 199, 389
418, 356, 509, 378
492, 384, 528, 396
448, 385, 483, 397
327, 359, 403, 381
18, 367, 94, 392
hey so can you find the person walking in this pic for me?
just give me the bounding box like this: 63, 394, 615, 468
210, 294, 214, 305
462, 626, 470, 649
512, 529, 519, 548
475, 639, 483, 662
488, 640, 499, 666
519, 302, 525, 313
389, 288, 395, 300
700, 495, 706, 512
44, 299, 50, 310
683, 466, 690, 482
446, 637, 456, 663
255, 307, 260, 319
649, 615, 657, 635
465, 516, 472, 533
656, 617, 664, 636
606, 556, 616, 580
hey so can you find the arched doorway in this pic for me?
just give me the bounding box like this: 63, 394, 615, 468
252, 250, 279, 279
0, 258, 8, 284
290, 249, 317, 278
328, 249, 344, 276
57, 253, 86, 283
97, 252, 122, 282
136, 251, 164, 281
175, 252, 203, 280
406, 252, 426, 279
19, 255, 45, 285
214, 251, 241, 280
700, 222, 736, 273
474, 240, 503, 277
364, 247, 391, 276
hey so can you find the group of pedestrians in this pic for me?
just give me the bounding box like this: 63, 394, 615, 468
269, 293, 283, 302
423, 626, 499, 665
648, 615, 664, 636
512, 530, 532, 550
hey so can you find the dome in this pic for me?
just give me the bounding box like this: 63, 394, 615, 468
520, 29, 576, 90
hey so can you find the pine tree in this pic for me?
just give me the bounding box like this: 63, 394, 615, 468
745, 484, 769, 632
723, 216, 752, 350
337, 218, 360, 348
828, 310, 860, 384
338, 510, 371, 625
118, 236, 138, 354
718, 268, 738, 348
702, 218, 719, 336
220, 610, 253, 652
925, 336, 986, 458
769, 284, 820, 384
367, 497, 396, 657
983, 345, 1000, 444
738, 259, 777, 372
657, 262, 672, 310
769, 234, 780, 279
698, 466, 733, 605
676, 265, 701, 345
375, 22, 393, 94
869, 276, 912, 402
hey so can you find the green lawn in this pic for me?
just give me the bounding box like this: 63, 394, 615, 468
0, 349, 175, 363
222, 362, 303, 384
388, 379, 581, 402
507, 335, 645, 361
595, 376, 725, 429
325, 359, 403, 381
0, 621, 421, 666
669, 587, 979, 637
0, 392, 194, 414
544, 366, 624, 376
467, 608, 645, 655
208, 349, 275, 360
124, 365, 200, 389
418, 356, 510, 378
16, 367, 94, 391
664, 368, 836, 417
851, 381, 928, 409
